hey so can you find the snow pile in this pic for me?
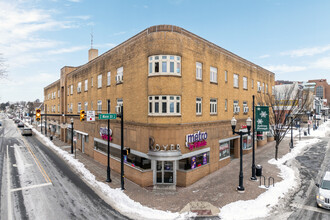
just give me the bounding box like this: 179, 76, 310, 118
310, 120, 330, 138
219, 137, 321, 220
31, 127, 191, 220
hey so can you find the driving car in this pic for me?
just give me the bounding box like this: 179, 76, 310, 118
21, 128, 32, 136
17, 122, 24, 128
316, 171, 330, 209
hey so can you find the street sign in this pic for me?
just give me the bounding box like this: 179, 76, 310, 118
98, 113, 117, 120
87, 111, 95, 121
255, 106, 269, 132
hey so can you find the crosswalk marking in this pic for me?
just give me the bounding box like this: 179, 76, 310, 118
11, 182, 52, 192
291, 203, 330, 215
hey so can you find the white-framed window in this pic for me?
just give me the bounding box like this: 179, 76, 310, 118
91, 101, 93, 110
252, 79, 254, 89
196, 97, 202, 115
58, 90, 60, 98
91, 77, 93, 87
67, 86, 70, 96
210, 67, 217, 83
97, 100, 102, 113
210, 98, 217, 115
84, 79, 88, 91
148, 55, 181, 76
233, 74, 239, 88
67, 104, 70, 112
243, 77, 248, 90
257, 81, 261, 92
77, 82, 82, 93
196, 62, 202, 80
234, 100, 239, 114
97, 74, 102, 88
266, 84, 268, 94
225, 99, 228, 111
116, 67, 123, 83
58, 104, 60, 113
77, 102, 82, 113
70, 85, 73, 95
70, 103, 73, 113
225, 70, 228, 82
243, 101, 248, 114
262, 83, 265, 93
148, 95, 181, 116
272, 86, 275, 95
84, 102, 88, 111
107, 71, 111, 86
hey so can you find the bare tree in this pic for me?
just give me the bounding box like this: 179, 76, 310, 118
259, 83, 312, 160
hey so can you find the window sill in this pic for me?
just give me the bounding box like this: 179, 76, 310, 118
116, 81, 123, 85
219, 156, 230, 161
210, 113, 218, 116
196, 78, 202, 81
233, 87, 239, 89
148, 114, 181, 117
148, 73, 181, 77
196, 114, 202, 116
210, 81, 218, 85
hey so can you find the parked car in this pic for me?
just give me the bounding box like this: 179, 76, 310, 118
21, 128, 32, 136
0, 121, 2, 126
17, 122, 24, 128
14, 119, 20, 123
316, 171, 330, 209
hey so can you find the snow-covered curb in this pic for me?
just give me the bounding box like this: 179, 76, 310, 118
219, 121, 330, 220
29, 126, 193, 220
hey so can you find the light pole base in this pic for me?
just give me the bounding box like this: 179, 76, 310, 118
106, 178, 112, 183
250, 176, 258, 181
237, 186, 245, 193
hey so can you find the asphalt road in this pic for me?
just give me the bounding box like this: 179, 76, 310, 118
0, 114, 128, 220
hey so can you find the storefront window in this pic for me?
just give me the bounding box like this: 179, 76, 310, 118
257, 131, 265, 141
179, 152, 209, 170
242, 136, 252, 150
219, 142, 230, 160
94, 141, 151, 170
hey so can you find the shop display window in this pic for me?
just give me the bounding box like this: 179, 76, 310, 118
242, 136, 252, 150
219, 142, 230, 160
95, 142, 151, 170
179, 152, 209, 170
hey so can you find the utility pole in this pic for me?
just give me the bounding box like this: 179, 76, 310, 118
106, 100, 112, 182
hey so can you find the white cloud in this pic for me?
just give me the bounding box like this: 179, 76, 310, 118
264, 64, 307, 73
281, 44, 330, 57
66, 15, 91, 20
311, 56, 330, 69
67, 0, 82, 2
259, 54, 270, 59
48, 46, 87, 55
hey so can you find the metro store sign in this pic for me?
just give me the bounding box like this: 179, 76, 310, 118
185, 131, 208, 150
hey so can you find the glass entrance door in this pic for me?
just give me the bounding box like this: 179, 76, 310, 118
156, 161, 174, 184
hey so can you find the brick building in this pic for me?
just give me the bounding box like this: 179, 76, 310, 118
308, 79, 330, 107
44, 25, 275, 188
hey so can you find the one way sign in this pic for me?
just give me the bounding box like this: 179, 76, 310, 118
86, 111, 95, 121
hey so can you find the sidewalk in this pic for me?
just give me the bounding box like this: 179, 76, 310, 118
33, 124, 308, 216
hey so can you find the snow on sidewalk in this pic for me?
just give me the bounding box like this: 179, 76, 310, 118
219, 121, 330, 220
29, 126, 193, 220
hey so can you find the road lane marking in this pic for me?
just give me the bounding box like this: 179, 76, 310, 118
11, 182, 52, 192
20, 134, 52, 183
291, 203, 330, 214
7, 145, 13, 220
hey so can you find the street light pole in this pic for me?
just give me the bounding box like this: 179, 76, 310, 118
106, 100, 112, 182
231, 116, 252, 192
290, 116, 294, 149
298, 121, 301, 140
71, 118, 74, 154
251, 95, 257, 181
120, 105, 125, 190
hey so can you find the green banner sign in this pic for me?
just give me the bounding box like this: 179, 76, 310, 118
98, 113, 117, 120
255, 106, 269, 132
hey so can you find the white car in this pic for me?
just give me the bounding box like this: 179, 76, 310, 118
316, 171, 330, 209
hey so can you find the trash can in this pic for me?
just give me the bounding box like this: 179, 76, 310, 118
304, 131, 307, 136
256, 165, 262, 177
50, 136, 53, 140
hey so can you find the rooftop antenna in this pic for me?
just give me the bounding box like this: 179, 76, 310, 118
90, 27, 93, 49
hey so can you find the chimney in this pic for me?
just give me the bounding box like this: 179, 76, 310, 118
88, 48, 98, 61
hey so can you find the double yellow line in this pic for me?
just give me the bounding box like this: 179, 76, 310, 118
19, 128, 52, 183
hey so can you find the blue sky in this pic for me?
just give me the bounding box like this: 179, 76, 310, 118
1, 0, 330, 102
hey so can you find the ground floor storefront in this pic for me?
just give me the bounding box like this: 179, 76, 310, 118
54, 119, 274, 187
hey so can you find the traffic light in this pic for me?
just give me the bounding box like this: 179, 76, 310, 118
80, 110, 85, 121
36, 109, 41, 121
123, 148, 130, 155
